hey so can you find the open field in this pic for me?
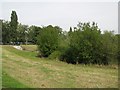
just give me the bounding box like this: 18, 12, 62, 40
2, 45, 118, 88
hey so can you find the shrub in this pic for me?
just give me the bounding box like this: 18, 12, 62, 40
48, 51, 61, 60
37, 25, 61, 57
60, 22, 104, 65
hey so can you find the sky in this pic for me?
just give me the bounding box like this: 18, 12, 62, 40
0, 0, 119, 33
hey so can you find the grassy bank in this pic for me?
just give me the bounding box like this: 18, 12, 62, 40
2, 45, 118, 88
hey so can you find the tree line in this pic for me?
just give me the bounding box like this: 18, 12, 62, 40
1, 11, 119, 65
2, 11, 42, 45
37, 22, 119, 65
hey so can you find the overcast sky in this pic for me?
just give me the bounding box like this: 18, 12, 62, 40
1, 0, 119, 33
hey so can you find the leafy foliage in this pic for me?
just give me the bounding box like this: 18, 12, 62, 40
48, 51, 61, 60
60, 22, 118, 65
37, 25, 61, 57
10, 11, 18, 43
28, 25, 42, 44
2, 20, 11, 44
17, 23, 28, 44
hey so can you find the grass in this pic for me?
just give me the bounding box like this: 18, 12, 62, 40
21, 45, 37, 52
2, 45, 118, 88
2, 71, 28, 88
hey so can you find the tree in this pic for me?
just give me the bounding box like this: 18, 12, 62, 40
2, 20, 11, 44
0, 20, 2, 44
17, 23, 28, 44
101, 31, 118, 65
60, 22, 103, 65
37, 25, 61, 57
116, 34, 120, 65
10, 11, 18, 44
69, 27, 72, 32
28, 25, 42, 44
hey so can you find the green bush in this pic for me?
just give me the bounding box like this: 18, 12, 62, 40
60, 22, 110, 65
36, 22, 118, 65
48, 51, 61, 60
37, 25, 61, 57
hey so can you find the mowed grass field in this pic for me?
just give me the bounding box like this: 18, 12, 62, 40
2, 45, 118, 88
